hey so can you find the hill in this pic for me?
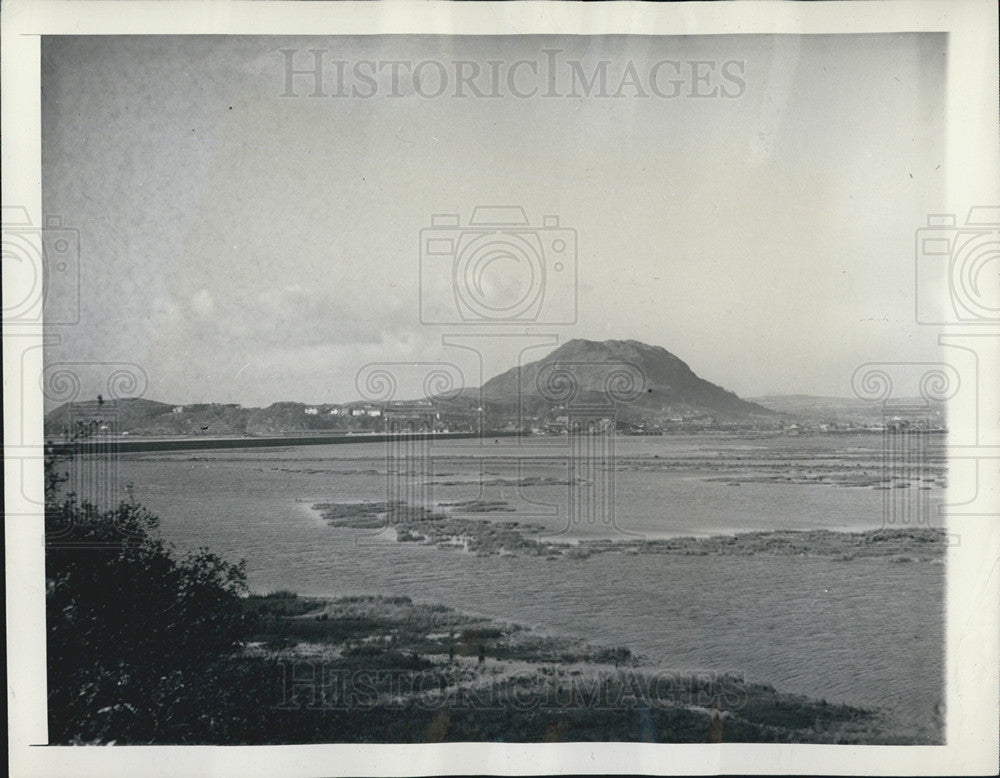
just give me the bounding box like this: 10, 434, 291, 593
44, 339, 773, 436
479, 339, 772, 420
44, 398, 176, 435
43, 399, 385, 438
748, 394, 946, 426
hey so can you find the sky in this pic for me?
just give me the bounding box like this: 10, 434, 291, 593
41, 33, 947, 407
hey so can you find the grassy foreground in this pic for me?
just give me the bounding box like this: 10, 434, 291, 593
46, 479, 940, 744
228, 592, 912, 745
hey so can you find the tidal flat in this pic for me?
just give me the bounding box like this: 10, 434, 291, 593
117, 434, 946, 742
239, 592, 911, 744
313, 500, 947, 562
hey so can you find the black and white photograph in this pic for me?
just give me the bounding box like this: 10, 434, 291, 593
4, 1, 999, 775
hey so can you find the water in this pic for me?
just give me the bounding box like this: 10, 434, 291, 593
112, 433, 944, 741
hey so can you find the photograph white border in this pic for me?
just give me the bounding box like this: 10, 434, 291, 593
4, 1, 998, 775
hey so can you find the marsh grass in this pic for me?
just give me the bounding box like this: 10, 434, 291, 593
313, 501, 947, 562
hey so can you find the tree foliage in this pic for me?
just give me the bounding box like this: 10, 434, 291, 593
45, 452, 250, 743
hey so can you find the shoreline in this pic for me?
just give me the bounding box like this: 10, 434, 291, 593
47, 430, 522, 455
238, 591, 935, 744
255, 506, 944, 741
311, 500, 949, 561
103, 446, 947, 743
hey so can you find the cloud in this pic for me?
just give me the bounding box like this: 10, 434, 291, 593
190, 288, 215, 319
168, 280, 419, 352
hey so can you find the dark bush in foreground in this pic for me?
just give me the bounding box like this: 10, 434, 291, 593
46, 491, 250, 744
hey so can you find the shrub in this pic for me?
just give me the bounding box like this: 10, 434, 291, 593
46, 453, 251, 743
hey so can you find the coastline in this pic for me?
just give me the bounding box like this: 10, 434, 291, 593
312, 500, 949, 561
237, 590, 934, 744
104, 444, 947, 743
47, 430, 523, 456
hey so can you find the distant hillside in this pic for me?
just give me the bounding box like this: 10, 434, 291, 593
45, 398, 176, 435
45, 339, 776, 437
44, 399, 387, 438
748, 394, 946, 424
480, 339, 772, 419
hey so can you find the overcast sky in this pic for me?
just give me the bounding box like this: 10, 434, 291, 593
41, 33, 946, 406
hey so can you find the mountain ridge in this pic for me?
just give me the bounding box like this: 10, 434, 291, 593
478, 338, 772, 418
45, 339, 775, 435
